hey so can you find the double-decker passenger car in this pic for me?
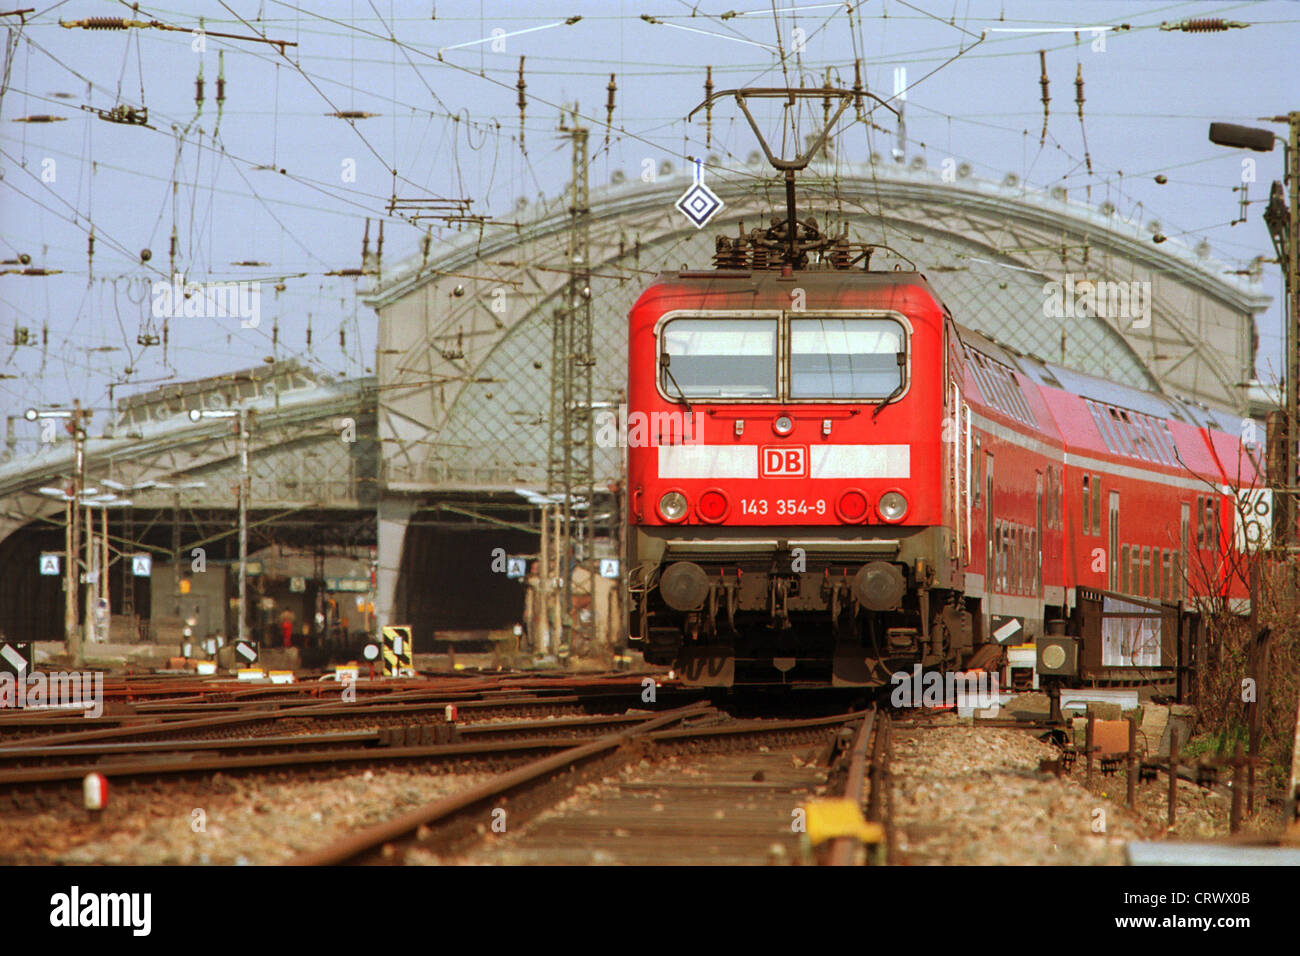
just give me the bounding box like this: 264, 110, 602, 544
624, 223, 1262, 687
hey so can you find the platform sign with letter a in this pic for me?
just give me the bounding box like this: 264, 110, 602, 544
39, 552, 61, 576
131, 554, 152, 577
506, 557, 527, 580
380, 625, 415, 677
599, 558, 620, 579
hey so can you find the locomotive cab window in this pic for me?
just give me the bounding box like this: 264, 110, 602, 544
789, 317, 906, 399
660, 317, 778, 398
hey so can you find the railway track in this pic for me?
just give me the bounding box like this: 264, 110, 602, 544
0, 680, 702, 746
288, 706, 892, 866
0, 712, 665, 771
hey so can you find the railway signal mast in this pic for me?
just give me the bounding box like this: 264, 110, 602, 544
25, 402, 90, 666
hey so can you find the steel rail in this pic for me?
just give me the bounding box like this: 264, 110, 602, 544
0, 712, 659, 767
290, 707, 872, 865
289, 703, 712, 865
826, 709, 877, 866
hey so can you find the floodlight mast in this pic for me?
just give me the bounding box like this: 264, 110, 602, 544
1208, 111, 1300, 829
688, 87, 898, 265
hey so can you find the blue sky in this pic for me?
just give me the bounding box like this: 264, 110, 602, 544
2, 0, 1296, 423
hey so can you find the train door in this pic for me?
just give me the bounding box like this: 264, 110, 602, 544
1180, 501, 1190, 600
963, 403, 972, 565
949, 383, 961, 562
1109, 491, 1120, 590
985, 452, 995, 587
1035, 471, 1043, 596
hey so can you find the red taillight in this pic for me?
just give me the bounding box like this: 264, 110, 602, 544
697, 488, 730, 523
836, 489, 870, 523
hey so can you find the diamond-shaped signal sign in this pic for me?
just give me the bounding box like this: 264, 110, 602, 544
675, 160, 723, 229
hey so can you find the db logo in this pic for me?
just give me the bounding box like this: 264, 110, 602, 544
761, 445, 808, 478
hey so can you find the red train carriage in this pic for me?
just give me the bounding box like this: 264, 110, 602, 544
624, 234, 1261, 688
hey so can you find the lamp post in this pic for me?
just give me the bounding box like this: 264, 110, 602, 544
26, 402, 91, 666
1210, 112, 1300, 833
1209, 115, 1300, 547
189, 407, 250, 644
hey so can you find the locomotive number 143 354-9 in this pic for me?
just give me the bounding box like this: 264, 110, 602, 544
739, 498, 828, 516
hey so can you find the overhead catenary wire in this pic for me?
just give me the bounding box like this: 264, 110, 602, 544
3, 0, 1288, 416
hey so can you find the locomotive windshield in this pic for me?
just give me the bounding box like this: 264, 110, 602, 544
790, 317, 905, 399
658, 313, 907, 402
660, 318, 778, 398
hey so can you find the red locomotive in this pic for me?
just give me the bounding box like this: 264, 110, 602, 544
624, 219, 1261, 688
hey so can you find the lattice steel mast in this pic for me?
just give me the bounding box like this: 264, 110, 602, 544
547, 109, 596, 656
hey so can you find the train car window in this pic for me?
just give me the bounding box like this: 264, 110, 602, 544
1139, 416, 1166, 464
1145, 417, 1172, 465
1020, 525, 1028, 595
1107, 408, 1135, 457
660, 317, 777, 398
1120, 544, 1130, 592
789, 317, 905, 399
1152, 548, 1162, 600
1088, 401, 1115, 452
1179, 502, 1190, 599
1141, 547, 1151, 597
994, 519, 1003, 592
1092, 476, 1102, 536
965, 348, 1036, 426
1162, 422, 1178, 464
1057, 467, 1065, 528
1108, 491, 1120, 589
1007, 372, 1034, 423
1016, 525, 1024, 594
1119, 411, 1150, 462
1032, 527, 1040, 594
1131, 547, 1141, 594
1022, 525, 1029, 595
1000, 522, 1008, 593
1122, 412, 1148, 461
1004, 523, 1013, 593
1127, 415, 1150, 461
1172, 550, 1181, 602
985, 453, 995, 584
1082, 475, 1091, 534
1162, 551, 1172, 601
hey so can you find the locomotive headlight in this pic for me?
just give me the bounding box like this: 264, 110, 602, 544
658, 490, 689, 522
773, 414, 794, 436
877, 491, 908, 522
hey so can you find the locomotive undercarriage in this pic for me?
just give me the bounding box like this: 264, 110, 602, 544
629, 526, 981, 687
